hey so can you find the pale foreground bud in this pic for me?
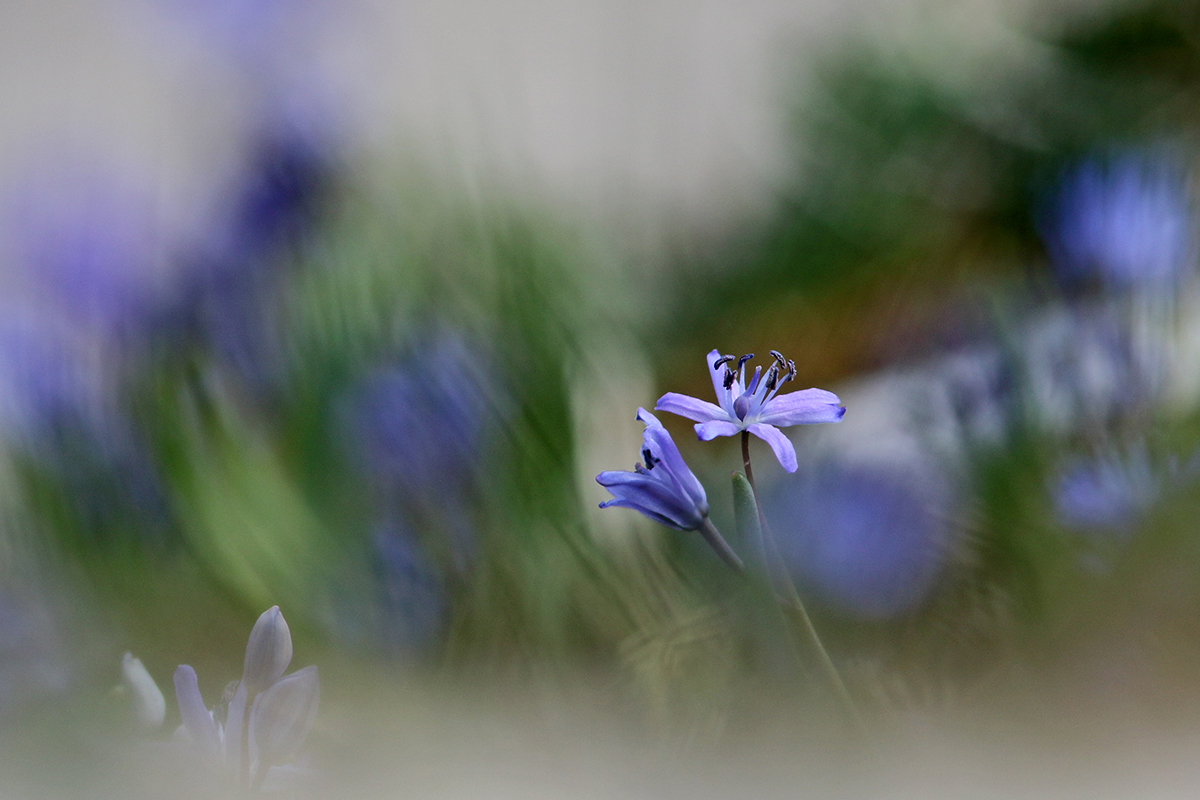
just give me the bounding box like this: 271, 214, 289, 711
122, 652, 165, 728
173, 665, 221, 758
242, 606, 293, 694
250, 666, 320, 774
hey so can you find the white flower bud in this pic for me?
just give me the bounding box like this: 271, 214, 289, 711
249, 666, 319, 771
242, 606, 293, 694
121, 652, 165, 728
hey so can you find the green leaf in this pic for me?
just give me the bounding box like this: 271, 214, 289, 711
731, 472, 761, 551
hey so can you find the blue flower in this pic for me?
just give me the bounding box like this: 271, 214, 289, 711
1054, 447, 1160, 534
4, 162, 165, 342
169, 116, 333, 385
596, 408, 709, 530
1042, 153, 1196, 291
371, 523, 446, 654
342, 334, 495, 497
656, 349, 845, 472
764, 461, 954, 619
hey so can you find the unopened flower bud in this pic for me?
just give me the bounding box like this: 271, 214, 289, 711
122, 652, 165, 728
242, 606, 293, 694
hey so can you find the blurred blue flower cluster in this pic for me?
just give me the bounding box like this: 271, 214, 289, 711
764, 461, 956, 619
1042, 153, 1197, 293
342, 334, 496, 500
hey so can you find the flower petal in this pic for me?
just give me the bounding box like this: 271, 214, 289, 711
598, 498, 685, 529
638, 408, 708, 512
173, 665, 221, 757
243, 606, 293, 694
707, 349, 740, 417
250, 666, 320, 774
122, 652, 165, 729
655, 392, 726, 423
224, 680, 248, 766
747, 423, 798, 473
757, 389, 845, 427
597, 470, 704, 530
695, 420, 740, 441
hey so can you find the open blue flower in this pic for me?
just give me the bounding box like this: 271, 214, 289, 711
656, 349, 845, 472
596, 408, 709, 530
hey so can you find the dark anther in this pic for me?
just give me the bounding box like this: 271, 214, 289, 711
785, 359, 797, 382
770, 350, 786, 366
713, 354, 735, 369
737, 354, 754, 371
642, 447, 659, 468
764, 366, 780, 392
723, 368, 736, 390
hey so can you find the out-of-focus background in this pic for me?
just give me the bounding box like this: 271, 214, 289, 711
8, 0, 1200, 796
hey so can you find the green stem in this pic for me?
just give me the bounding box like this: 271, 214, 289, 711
698, 518, 745, 574
740, 431, 864, 733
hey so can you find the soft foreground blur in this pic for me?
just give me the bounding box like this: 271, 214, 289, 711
7, 0, 1200, 796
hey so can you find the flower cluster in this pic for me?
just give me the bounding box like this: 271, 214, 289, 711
171, 606, 319, 792
596, 349, 844, 564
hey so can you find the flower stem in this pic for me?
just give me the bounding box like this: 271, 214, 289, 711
241, 691, 253, 788
699, 517, 745, 574
740, 431, 864, 733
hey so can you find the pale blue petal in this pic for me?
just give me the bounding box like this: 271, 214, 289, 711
706, 349, 738, 417
636, 407, 665, 429
748, 423, 798, 473
639, 414, 708, 512
173, 665, 221, 757
695, 420, 740, 441
597, 471, 703, 529
758, 389, 845, 427
224, 680, 248, 766
655, 392, 726, 423
597, 498, 683, 529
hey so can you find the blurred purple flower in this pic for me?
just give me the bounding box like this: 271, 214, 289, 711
765, 461, 954, 619
0, 319, 172, 548
1042, 153, 1197, 291
159, 0, 329, 72
656, 349, 844, 473
342, 335, 495, 497
170, 116, 333, 384
4, 164, 167, 343
371, 523, 446, 655
596, 408, 710, 531
1054, 446, 1162, 534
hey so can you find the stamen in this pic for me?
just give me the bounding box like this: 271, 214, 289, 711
737, 354, 754, 371
723, 368, 736, 390
764, 366, 779, 392
770, 350, 787, 366
642, 447, 659, 468
713, 355, 735, 369
785, 360, 797, 382
746, 365, 762, 393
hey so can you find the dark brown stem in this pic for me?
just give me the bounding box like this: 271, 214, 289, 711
740, 431, 755, 492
